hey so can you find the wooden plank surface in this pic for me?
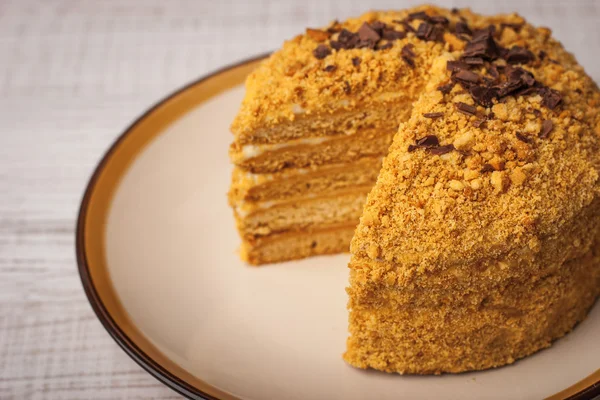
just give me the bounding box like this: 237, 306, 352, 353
1, 0, 598, 398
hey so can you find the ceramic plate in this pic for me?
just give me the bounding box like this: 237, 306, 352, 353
76, 55, 600, 400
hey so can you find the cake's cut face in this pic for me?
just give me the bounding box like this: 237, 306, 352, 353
229, 6, 466, 264
344, 9, 600, 373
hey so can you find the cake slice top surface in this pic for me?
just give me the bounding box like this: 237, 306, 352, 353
231, 5, 590, 144
348, 14, 600, 272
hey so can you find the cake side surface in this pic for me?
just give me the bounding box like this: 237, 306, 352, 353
345, 7, 600, 374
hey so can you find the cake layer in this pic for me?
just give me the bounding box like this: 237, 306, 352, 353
229, 157, 382, 204
231, 127, 393, 174
240, 225, 356, 265
236, 189, 369, 240
345, 246, 600, 374
232, 100, 412, 146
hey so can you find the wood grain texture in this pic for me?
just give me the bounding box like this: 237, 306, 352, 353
0, 0, 598, 399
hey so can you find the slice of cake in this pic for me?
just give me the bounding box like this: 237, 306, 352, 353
345, 10, 600, 373
229, 6, 461, 265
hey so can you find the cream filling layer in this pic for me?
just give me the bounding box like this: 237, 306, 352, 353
237, 136, 334, 161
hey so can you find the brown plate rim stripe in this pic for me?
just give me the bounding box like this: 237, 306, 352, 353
75, 52, 600, 400
76, 53, 269, 400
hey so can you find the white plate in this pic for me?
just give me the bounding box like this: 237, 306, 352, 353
77, 56, 600, 400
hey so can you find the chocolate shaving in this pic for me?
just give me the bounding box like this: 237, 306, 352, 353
453, 69, 480, 84
382, 28, 406, 40
541, 88, 562, 110
472, 118, 487, 128
437, 82, 455, 94
377, 42, 393, 50
469, 85, 499, 107
539, 119, 553, 138
330, 29, 359, 50
446, 60, 470, 72
455, 21, 472, 36
429, 144, 455, 155
416, 22, 444, 42
505, 46, 535, 65
456, 102, 477, 116
463, 56, 484, 65
538, 50, 547, 61
429, 15, 449, 25
323, 65, 337, 72
451, 8, 460, 14
480, 164, 495, 173
351, 57, 361, 67
416, 135, 439, 147
402, 55, 415, 68
326, 20, 342, 33
401, 20, 416, 33
423, 112, 444, 119
516, 132, 530, 143
401, 43, 416, 58
313, 44, 331, 59
462, 26, 499, 60
358, 22, 381, 42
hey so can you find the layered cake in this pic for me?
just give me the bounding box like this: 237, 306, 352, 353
229, 5, 600, 373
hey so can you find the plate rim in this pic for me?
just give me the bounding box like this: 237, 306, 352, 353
75, 53, 600, 400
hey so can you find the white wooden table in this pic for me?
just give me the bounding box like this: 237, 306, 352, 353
1, 1, 599, 398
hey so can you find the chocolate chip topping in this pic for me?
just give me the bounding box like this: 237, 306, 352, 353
447, 60, 470, 72
429, 144, 455, 155
456, 102, 477, 116
423, 112, 444, 119
505, 46, 535, 64
437, 82, 455, 95
407, 11, 429, 21
429, 15, 449, 25
358, 22, 381, 42
462, 26, 500, 60
416, 135, 440, 147
455, 21, 472, 36
313, 44, 331, 59
453, 69, 481, 84
539, 119, 553, 138
516, 132, 530, 143
323, 65, 337, 72
416, 22, 444, 42
351, 57, 361, 67
541, 88, 562, 110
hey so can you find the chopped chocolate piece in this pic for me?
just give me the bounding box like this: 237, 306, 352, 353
369, 21, 386, 35
575, 88, 583, 94
423, 112, 444, 119
408, 11, 429, 21
306, 28, 330, 42
495, 67, 535, 97
401, 43, 415, 58
480, 164, 495, 173
472, 118, 487, 128
352, 57, 361, 67
358, 22, 381, 42
549, 58, 560, 65
429, 15, 449, 25
539, 119, 553, 138
541, 88, 562, 110
382, 28, 406, 40
330, 29, 359, 50
463, 56, 484, 65
453, 69, 480, 84
429, 144, 455, 155
402, 55, 415, 68
437, 82, 455, 94
456, 102, 477, 116
416, 135, 440, 147
451, 8, 460, 14
505, 46, 535, 64
488, 64, 499, 79
469, 85, 499, 107
463, 25, 499, 60
408, 144, 418, 152
401, 21, 416, 33
446, 60, 470, 72
416, 22, 444, 42
532, 109, 542, 117
455, 21, 472, 36
516, 132, 530, 143
377, 42, 393, 50
323, 65, 337, 72
343, 81, 352, 94
313, 44, 331, 59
